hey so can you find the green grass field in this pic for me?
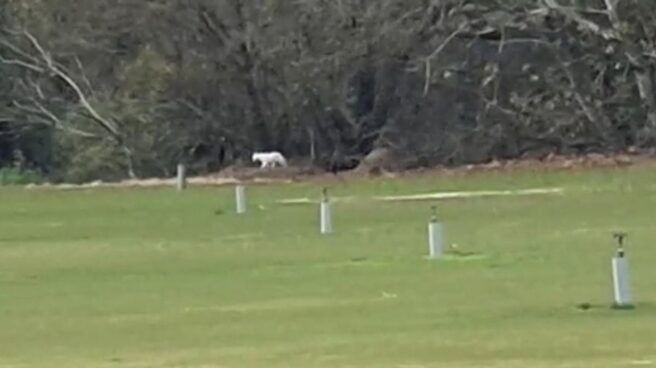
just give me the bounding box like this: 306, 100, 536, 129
1, 166, 656, 368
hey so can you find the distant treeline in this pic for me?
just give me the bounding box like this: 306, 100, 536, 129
1, 1, 655, 182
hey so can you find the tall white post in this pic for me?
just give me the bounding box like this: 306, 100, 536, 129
320, 188, 332, 235
612, 257, 632, 306
428, 206, 443, 258
611, 233, 632, 308
176, 163, 187, 191
235, 184, 246, 214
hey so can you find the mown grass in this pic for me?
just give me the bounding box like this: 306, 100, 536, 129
1, 166, 655, 367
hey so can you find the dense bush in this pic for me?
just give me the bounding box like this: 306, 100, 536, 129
0, 167, 44, 186
2, 1, 656, 181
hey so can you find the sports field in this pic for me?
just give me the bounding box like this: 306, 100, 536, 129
1, 166, 655, 367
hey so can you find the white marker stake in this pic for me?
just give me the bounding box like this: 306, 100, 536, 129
428, 206, 443, 258
428, 219, 444, 258
320, 188, 332, 235
235, 185, 246, 214
612, 256, 632, 307
176, 164, 187, 191
611, 233, 633, 308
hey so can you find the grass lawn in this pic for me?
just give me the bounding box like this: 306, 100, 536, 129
1, 166, 656, 367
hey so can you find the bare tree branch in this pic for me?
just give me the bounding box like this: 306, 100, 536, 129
11, 99, 99, 138
1, 29, 136, 178
423, 23, 467, 96
21, 30, 121, 138
542, 0, 620, 40
0, 55, 44, 72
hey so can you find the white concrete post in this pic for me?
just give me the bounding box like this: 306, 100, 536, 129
235, 184, 246, 214
176, 163, 187, 191
320, 188, 332, 235
611, 233, 632, 308
428, 206, 443, 258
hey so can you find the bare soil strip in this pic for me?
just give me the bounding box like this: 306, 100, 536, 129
21, 153, 656, 191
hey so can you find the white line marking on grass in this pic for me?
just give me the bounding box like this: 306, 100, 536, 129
182, 296, 396, 314
630, 360, 654, 366
374, 187, 564, 202
276, 198, 313, 205
277, 188, 563, 205
276, 196, 355, 205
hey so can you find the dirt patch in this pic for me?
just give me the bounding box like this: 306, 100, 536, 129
25, 176, 292, 191
302, 152, 656, 184
25, 164, 323, 190
216, 163, 324, 180
400, 152, 648, 177
352, 147, 409, 175
23, 152, 656, 190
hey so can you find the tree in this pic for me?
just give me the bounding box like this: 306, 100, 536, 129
2, 0, 656, 183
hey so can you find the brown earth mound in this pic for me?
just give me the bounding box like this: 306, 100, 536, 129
352, 147, 407, 176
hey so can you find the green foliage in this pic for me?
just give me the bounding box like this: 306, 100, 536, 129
116, 45, 173, 101
0, 167, 44, 185
50, 131, 126, 183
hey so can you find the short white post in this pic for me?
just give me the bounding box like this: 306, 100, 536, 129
235, 184, 246, 214
611, 233, 633, 308
428, 206, 443, 258
176, 163, 187, 191
320, 188, 332, 235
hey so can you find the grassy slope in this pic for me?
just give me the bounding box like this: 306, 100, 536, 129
0, 166, 655, 367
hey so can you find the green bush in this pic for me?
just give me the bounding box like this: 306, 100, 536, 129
49, 131, 128, 184
0, 167, 45, 186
